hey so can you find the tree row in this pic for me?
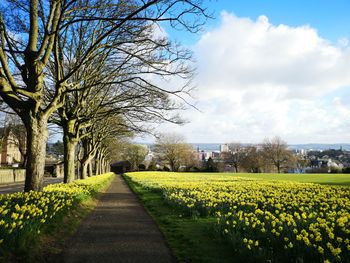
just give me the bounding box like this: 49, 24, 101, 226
0, 0, 209, 191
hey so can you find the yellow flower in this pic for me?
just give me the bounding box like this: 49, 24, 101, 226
331, 248, 341, 256
318, 246, 324, 254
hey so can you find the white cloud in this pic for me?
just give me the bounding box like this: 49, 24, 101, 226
155, 12, 350, 144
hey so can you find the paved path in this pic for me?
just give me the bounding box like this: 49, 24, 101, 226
62, 174, 176, 263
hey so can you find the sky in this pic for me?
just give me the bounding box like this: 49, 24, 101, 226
137, 0, 350, 144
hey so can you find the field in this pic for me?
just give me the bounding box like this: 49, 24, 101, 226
125, 172, 350, 262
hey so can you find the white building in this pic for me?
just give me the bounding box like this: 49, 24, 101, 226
220, 144, 229, 152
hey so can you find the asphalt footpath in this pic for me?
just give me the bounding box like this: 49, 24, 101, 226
62, 174, 176, 263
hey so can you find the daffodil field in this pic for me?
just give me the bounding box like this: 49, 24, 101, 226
0, 173, 114, 256
126, 172, 350, 262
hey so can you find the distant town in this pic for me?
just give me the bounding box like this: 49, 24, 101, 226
140, 142, 350, 174
1, 121, 349, 175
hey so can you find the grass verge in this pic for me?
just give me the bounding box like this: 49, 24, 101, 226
123, 174, 235, 263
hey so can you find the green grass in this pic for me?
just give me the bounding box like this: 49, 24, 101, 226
124, 175, 236, 263
221, 172, 350, 186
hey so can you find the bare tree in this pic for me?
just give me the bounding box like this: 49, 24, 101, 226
221, 142, 245, 172
78, 114, 131, 178
153, 133, 194, 171
181, 147, 199, 171
261, 137, 295, 173
0, 0, 209, 191
241, 145, 263, 173
51, 1, 208, 182
122, 144, 148, 171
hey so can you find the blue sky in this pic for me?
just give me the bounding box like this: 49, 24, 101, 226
167, 0, 350, 45
143, 0, 350, 144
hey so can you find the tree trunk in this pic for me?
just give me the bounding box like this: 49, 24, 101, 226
24, 116, 48, 192
104, 158, 107, 173
81, 144, 94, 179
95, 151, 102, 175
100, 157, 104, 174
76, 160, 80, 180
88, 160, 93, 177
81, 154, 94, 178
62, 119, 79, 183
81, 162, 88, 179
63, 135, 77, 183
105, 162, 108, 173
95, 157, 100, 175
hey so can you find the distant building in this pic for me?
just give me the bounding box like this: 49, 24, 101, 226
0, 127, 25, 166
45, 158, 64, 177
212, 151, 221, 159
220, 144, 229, 152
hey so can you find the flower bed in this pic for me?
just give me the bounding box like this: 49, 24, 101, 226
126, 172, 350, 262
0, 173, 114, 256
